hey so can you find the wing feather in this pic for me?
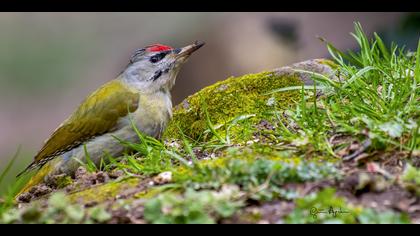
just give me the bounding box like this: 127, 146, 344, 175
18, 79, 139, 175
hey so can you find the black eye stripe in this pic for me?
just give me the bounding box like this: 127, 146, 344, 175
150, 70, 163, 81
150, 52, 168, 63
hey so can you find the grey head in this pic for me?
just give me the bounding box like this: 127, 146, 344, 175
122, 41, 205, 93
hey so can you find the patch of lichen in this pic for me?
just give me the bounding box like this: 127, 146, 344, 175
163, 71, 303, 142
67, 177, 139, 205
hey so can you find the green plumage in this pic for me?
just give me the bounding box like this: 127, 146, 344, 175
18, 79, 140, 176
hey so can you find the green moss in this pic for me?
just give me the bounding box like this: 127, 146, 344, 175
163, 71, 303, 142
133, 187, 161, 199
67, 178, 139, 205
133, 185, 180, 199
54, 175, 73, 189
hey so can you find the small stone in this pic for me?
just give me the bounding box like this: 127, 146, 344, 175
216, 84, 229, 91
370, 202, 378, 208
109, 169, 124, 179
165, 139, 181, 149
246, 139, 260, 145
17, 192, 32, 203
85, 201, 98, 207
75, 166, 88, 179
51, 174, 72, 188
377, 86, 383, 95
258, 220, 270, 224
266, 97, 276, 106
153, 171, 173, 185
182, 100, 190, 109
95, 171, 110, 183
32, 184, 52, 197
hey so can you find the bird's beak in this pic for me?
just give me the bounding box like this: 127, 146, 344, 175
174, 41, 205, 60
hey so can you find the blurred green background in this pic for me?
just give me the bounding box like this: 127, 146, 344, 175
0, 12, 419, 194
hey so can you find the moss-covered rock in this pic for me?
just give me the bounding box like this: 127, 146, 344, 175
163, 58, 337, 142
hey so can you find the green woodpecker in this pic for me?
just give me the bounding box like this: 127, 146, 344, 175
16, 41, 205, 195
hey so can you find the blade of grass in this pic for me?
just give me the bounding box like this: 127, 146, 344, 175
83, 144, 97, 172
176, 124, 197, 165
201, 97, 226, 144
164, 150, 192, 169
415, 39, 420, 83
342, 66, 376, 89
292, 69, 340, 89
266, 85, 327, 95
374, 32, 390, 61
0, 145, 21, 186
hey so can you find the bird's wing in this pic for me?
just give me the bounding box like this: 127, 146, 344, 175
19, 79, 139, 175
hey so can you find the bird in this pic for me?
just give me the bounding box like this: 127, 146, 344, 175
16, 41, 205, 196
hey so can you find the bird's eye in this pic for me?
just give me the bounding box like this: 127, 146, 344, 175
150, 52, 167, 63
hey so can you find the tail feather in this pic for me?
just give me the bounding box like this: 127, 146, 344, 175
15, 161, 55, 199
16, 155, 55, 178
16, 162, 37, 178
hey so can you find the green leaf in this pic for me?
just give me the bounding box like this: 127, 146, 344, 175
374, 32, 390, 61
48, 192, 68, 210
65, 205, 85, 222
89, 206, 111, 222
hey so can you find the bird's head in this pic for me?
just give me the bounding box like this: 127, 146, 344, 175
122, 41, 205, 93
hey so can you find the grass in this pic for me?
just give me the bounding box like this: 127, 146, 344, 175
269, 22, 419, 159
72, 144, 99, 173
0, 147, 32, 216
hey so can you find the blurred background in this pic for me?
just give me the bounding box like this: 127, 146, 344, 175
0, 12, 419, 193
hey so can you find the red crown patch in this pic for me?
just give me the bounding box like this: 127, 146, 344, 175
146, 44, 173, 52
